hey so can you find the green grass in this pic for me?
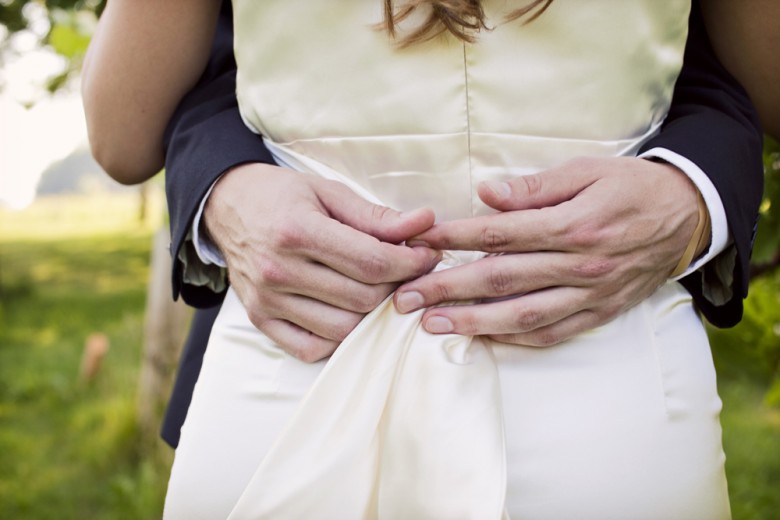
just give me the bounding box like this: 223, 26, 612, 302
0, 194, 169, 520
1, 193, 778, 519
719, 382, 780, 520
709, 268, 780, 520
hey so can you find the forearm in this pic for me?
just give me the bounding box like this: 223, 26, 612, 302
82, 0, 220, 184
702, 0, 780, 139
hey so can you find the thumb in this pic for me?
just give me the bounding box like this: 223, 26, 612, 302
318, 181, 436, 243
478, 159, 601, 211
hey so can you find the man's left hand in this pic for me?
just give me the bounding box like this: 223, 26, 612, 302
393, 156, 703, 347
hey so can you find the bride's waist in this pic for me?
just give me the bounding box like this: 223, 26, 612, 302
263, 132, 656, 219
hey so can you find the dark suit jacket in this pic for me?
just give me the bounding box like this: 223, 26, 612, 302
160, 1, 763, 448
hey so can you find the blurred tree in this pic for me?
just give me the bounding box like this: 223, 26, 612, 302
0, 0, 104, 34
0, 0, 104, 93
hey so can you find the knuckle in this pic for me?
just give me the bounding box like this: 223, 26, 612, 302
531, 330, 562, 347
245, 308, 267, 331
253, 286, 278, 309
566, 222, 602, 249
258, 261, 288, 287
589, 282, 612, 301
273, 221, 306, 250
291, 337, 338, 363
293, 345, 325, 364
572, 256, 614, 280
487, 265, 515, 295
370, 203, 393, 224
596, 304, 621, 324
430, 279, 454, 303
410, 252, 436, 276
480, 225, 510, 251
458, 314, 480, 336
513, 308, 544, 331
317, 312, 361, 342
353, 296, 378, 314
359, 253, 391, 282
331, 317, 358, 341
519, 174, 543, 198
358, 286, 391, 312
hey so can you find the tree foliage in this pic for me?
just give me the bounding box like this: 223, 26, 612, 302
0, 0, 103, 33
1, 0, 104, 93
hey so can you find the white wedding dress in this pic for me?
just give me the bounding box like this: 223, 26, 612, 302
164, 1, 731, 518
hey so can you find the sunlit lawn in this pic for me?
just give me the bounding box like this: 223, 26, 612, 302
710, 301, 780, 520
0, 193, 169, 520
0, 192, 778, 519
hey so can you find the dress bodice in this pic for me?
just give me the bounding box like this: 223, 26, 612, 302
232, 0, 690, 220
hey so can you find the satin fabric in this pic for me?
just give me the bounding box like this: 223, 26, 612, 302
228, 264, 506, 519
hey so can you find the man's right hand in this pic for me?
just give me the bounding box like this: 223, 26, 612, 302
203, 163, 441, 362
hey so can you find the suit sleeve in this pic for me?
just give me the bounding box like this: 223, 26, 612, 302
638, 0, 764, 328
163, 1, 274, 308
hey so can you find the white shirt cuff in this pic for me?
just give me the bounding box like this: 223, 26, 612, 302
638, 147, 730, 279
191, 177, 227, 268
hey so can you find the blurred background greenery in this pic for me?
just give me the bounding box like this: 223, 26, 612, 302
0, 196, 170, 519
1, 1, 779, 519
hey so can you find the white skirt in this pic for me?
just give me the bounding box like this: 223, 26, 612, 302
164, 279, 730, 520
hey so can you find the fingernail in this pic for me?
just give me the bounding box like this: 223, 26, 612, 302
396, 291, 424, 313
484, 181, 511, 199
424, 316, 454, 334
406, 239, 430, 248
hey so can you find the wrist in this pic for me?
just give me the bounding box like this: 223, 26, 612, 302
645, 158, 711, 277
202, 161, 288, 252
191, 176, 227, 267
203, 162, 258, 243
669, 189, 711, 277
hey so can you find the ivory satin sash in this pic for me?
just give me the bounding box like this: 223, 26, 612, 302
226, 142, 508, 519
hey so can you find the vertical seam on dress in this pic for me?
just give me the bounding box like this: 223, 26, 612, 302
462, 42, 474, 217
644, 297, 672, 419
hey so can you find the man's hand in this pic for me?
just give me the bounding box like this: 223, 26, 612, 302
204, 163, 441, 362
393, 157, 702, 347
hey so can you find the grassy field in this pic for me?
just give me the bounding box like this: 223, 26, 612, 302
1, 193, 778, 519
0, 193, 169, 519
